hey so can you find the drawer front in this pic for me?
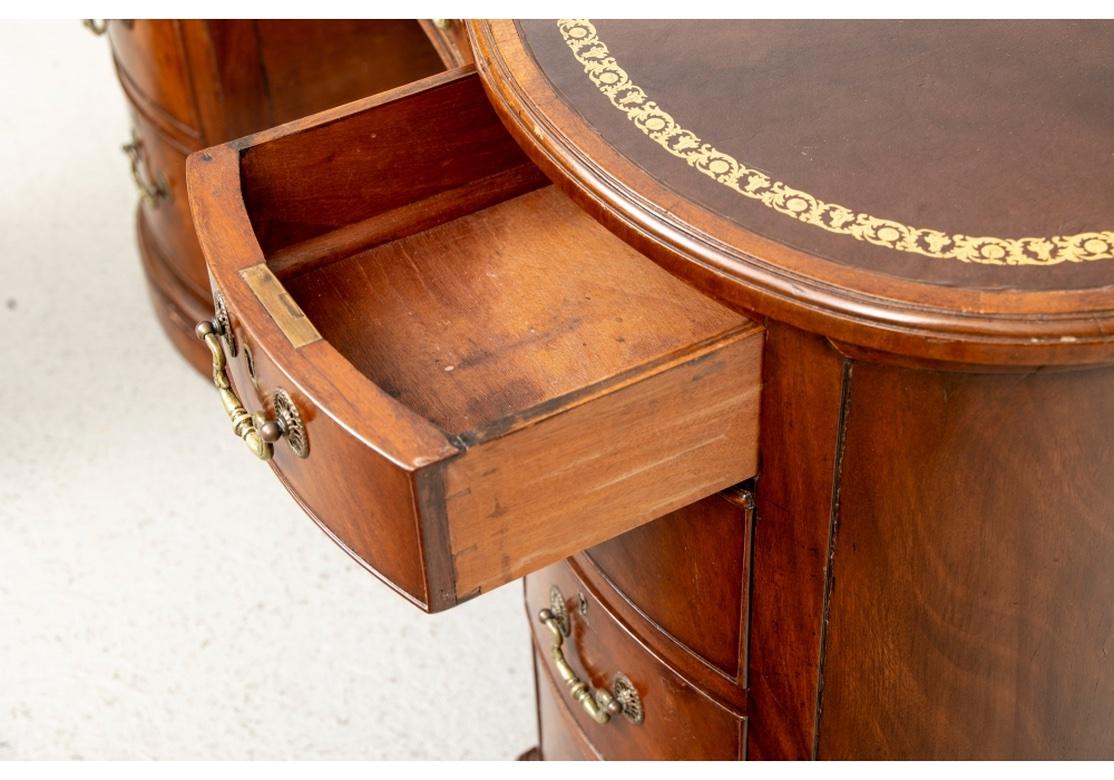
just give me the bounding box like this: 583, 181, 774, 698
213, 302, 434, 607
108, 20, 199, 135
527, 561, 745, 760
584, 488, 752, 680
127, 106, 209, 300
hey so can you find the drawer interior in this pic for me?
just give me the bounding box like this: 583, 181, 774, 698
279, 188, 746, 443
190, 68, 763, 610
238, 69, 747, 448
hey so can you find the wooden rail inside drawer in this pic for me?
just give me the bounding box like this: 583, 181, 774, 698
188, 67, 763, 611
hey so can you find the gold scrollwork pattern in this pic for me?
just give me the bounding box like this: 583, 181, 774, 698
557, 19, 1114, 266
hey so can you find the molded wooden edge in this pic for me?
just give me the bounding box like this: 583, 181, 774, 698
468, 20, 1114, 368
576, 487, 756, 690
186, 141, 460, 471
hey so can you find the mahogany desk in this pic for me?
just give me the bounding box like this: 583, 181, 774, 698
185, 20, 1114, 759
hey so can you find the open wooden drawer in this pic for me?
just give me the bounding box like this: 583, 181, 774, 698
186, 68, 763, 612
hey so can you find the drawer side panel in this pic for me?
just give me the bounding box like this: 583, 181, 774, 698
445, 330, 762, 598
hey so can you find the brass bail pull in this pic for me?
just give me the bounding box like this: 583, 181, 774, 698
195, 320, 280, 461
537, 588, 644, 726
122, 133, 169, 207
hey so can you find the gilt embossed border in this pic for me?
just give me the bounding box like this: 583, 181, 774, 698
558, 19, 1114, 267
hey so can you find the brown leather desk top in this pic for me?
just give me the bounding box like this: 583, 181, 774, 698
472, 20, 1114, 366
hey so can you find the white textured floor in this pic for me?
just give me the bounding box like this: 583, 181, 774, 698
0, 20, 535, 759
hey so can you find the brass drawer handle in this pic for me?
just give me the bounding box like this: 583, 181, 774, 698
538, 586, 644, 726
122, 132, 169, 207
196, 320, 276, 461
195, 296, 310, 461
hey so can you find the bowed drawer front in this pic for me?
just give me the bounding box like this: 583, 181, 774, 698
187, 68, 763, 612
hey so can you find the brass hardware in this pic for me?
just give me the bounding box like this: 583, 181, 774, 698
213, 290, 236, 357
196, 320, 273, 461
240, 264, 322, 348
433, 18, 453, 29
577, 591, 589, 617
272, 388, 309, 459
548, 585, 570, 635
612, 673, 644, 724
122, 132, 169, 207
538, 587, 644, 726
195, 301, 309, 460
243, 343, 257, 386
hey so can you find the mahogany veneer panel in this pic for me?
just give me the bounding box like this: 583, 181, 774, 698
818, 361, 1114, 759
109, 21, 199, 132
747, 322, 848, 759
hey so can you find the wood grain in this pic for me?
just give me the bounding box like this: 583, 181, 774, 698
255, 20, 443, 124
446, 326, 760, 597
284, 187, 749, 437
240, 68, 530, 253
584, 490, 751, 680
817, 360, 1114, 759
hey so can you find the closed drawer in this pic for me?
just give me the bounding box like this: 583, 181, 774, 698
127, 106, 209, 299
528, 560, 746, 760
584, 487, 753, 682
187, 68, 762, 612
535, 649, 600, 760
108, 20, 199, 136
